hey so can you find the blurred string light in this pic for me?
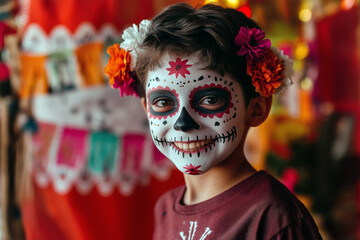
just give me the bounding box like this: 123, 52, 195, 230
299, 8, 312, 22
226, 0, 239, 8
237, 3, 251, 18
294, 42, 309, 60
300, 76, 313, 91
204, 0, 249, 11
298, 0, 316, 23
341, 0, 355, 9
226, 0, 246, 9
204, 0, 219, 4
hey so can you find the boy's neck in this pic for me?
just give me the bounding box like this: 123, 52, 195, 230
182, 150, 257, 206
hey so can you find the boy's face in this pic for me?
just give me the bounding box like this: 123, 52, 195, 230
145, 54, 247, 175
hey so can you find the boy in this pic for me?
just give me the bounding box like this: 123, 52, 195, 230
105, 3, 322, 239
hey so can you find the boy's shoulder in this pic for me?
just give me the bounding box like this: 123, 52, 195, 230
236, 171, 310, 219
250, 171, 312, 219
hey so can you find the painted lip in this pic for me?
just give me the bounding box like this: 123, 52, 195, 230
172, 139, 214, 153
152, 126, 237, 156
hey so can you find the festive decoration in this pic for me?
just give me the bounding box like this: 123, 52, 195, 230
246, 48, 284, 97
19, 55, 49, 98
74, 43, 104, 87
235, 27, 293, 97
16, 2, 184, 240
57, 127, 88, 168
105, 44, 137, 97
271, 46, 294, 95
120, 19, 151, 71
88, 131, 118, 184
235, 26, 271, 60
105, 20, 151, 97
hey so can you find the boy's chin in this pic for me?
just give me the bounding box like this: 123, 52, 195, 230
157, 137, 242, 175
168, 155, 224, 176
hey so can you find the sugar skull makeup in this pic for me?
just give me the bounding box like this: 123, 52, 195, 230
145, 54, 246, 175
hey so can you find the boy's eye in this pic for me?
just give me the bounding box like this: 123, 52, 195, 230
198, 96, 225, 110
148, 89, 179, 117
190, 87, 230, 115
151, 98, 175, 112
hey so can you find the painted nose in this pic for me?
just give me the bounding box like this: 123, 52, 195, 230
174, 107, 200, 132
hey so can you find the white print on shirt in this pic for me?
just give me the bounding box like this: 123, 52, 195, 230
179, 221, 212, 240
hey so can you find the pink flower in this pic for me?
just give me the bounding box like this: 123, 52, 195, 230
183, 164, 202, 175
235, 27, 271, 61
166, 58, 192, 78
112, 72, 138, 97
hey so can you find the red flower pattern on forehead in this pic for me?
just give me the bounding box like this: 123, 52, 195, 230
166, 58, 192, 78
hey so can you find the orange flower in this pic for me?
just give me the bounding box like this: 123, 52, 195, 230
104, 44, 132, 88
247, 49, 284, 97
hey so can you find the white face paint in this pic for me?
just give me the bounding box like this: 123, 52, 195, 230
145, 54, 246, 175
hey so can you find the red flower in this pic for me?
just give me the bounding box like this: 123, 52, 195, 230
183, 164, 202, 175
247, 49, 284, 97
166, 58, 192, 78
105, 44, 137, 96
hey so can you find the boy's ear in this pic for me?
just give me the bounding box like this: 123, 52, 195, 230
140, 97, 148, 118
245, 96, 272, 127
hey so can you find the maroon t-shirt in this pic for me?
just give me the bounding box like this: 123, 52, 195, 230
153, 171, 322, 240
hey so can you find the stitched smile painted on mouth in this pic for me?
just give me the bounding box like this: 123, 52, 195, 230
152, 127, 237, 158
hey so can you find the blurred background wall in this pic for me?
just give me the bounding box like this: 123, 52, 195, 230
0, 0, 358, 239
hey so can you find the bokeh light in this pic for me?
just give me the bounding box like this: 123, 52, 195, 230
226, 0, 241, 8
341, 0, 355, 9
295, 42, 309, 60
299, 8, 312, 22
204, 0, 219, 4
300, 77, 313, 91
237, 4, 252, 18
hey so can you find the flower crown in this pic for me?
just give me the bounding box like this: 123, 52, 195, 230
105, 19, 151, 97
235, 27, 293, 97
105, 21, 293, 98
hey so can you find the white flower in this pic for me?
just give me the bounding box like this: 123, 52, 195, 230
120, 19, 151, 71
270, 46, 294, 95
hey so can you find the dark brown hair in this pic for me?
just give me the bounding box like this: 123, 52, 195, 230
135, 3, 262, 104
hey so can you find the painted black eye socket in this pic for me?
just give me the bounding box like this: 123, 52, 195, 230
148, 90, 179, 116
198, 96, 226, 110
152, 98, 175, 112
192, 88, 230, 114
